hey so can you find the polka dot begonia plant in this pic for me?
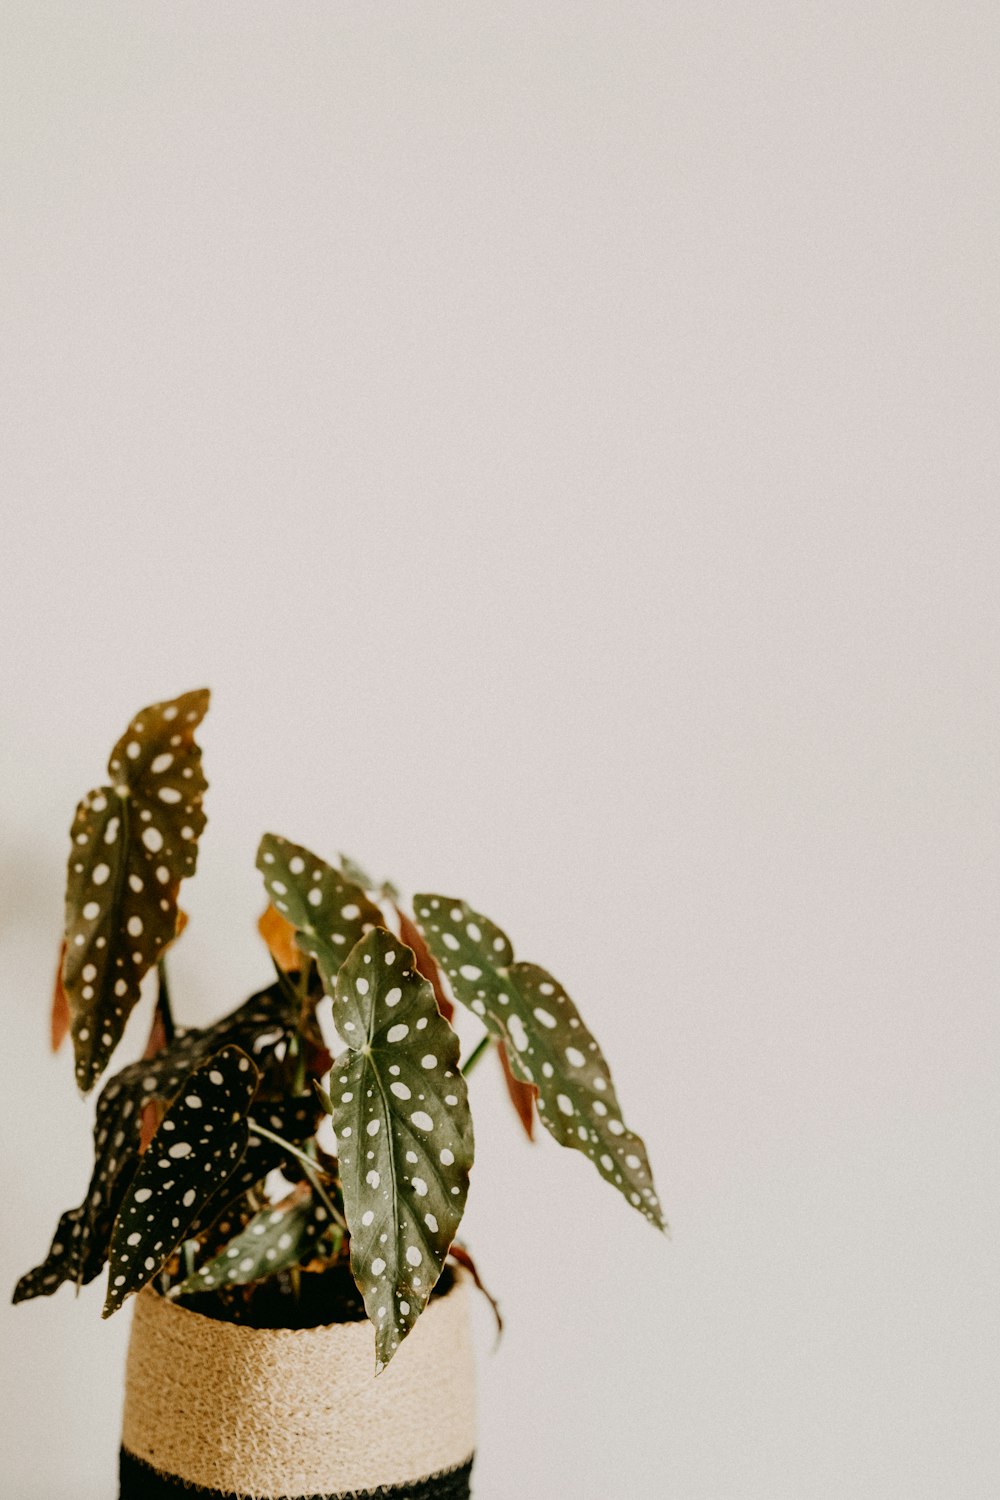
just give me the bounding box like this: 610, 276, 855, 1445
14, 690, 665, 1369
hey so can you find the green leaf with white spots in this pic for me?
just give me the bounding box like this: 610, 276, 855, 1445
331, 928, 474, 1370
413, 895, 666, 1232
103, 1046, 260, 1316
256, 834, 383, 993
174, 1191, 336, 1296
63, 689, 211, 1092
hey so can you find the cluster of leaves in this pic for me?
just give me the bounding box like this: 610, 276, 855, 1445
15, 691, 664, 1369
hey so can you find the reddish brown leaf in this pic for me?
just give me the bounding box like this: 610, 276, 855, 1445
498, 1039, 537, 1141
139, 1097, 165, 1155
307, 1041, 334, 1079
141, 1002, 168, 1063
449, 1243, 503, 1340
50, 941, 70, 1053
258, 903, 301, 972
397, 904, 454, 1023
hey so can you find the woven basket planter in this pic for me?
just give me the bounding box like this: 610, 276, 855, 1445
118, 1273, 475, 1500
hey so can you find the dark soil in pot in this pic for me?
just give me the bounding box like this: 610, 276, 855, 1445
173, 1261, 456, 1330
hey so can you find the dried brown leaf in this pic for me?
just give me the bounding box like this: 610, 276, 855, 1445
258, 903, 301, 972
397, 904, 454, 1023
139, 1097, 165, 1155
449, 1243, 503, 1340
50, 941, 70, 1053
498, 1039, 537, 1141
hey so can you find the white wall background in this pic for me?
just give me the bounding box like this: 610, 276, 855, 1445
2, 4, 998, 1497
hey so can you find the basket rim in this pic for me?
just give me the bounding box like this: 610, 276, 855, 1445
132, 1265, 466, 1345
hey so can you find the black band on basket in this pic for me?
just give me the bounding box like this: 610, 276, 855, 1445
119, 1448, 474, 1500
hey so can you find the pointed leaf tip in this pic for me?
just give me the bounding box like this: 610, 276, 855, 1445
413, 894, 666, 1232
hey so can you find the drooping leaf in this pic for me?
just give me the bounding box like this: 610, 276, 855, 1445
331, 928, 474, 1369
497, 1038, 537, 1140
13, 982, 302, 1304
448, 1243, 503, 1339
256, 834, 383, 994
174, 1190, 334, 1296
50, 941, 70, 1053
396, 904, 454, 1023
257, 903, 301, 972
63, 688, 210, 1092
11, 1177, 135, 1305
413, 896, 665, 1231
104, 1046, 260, 1316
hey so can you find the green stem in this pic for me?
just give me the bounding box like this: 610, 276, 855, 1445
247, 1119, 347, 1230
289, 1031, 307, 1094
461, 1032, 493, 1076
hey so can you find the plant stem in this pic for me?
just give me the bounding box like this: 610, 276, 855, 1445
156, 957, 176, 1042
247, 1119, 347, 1230
289, 1030, 308, 1094
461, 1032, 493, 1076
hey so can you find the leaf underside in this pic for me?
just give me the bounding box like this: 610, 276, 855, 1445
413, 895, 665, 1231
256, 834, 383, 994
175, 1190, 334, 1296
396, 904, 454, 1024
13, 983, 306, 1305
331, 928, 474, 1370
50, 941, 70, 1053
63, 688, 210, 1092
497, 1039, 537, 1140
104, 1046, 260, 1316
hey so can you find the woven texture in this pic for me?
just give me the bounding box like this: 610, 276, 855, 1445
119, 1449, 474, 1500
121, 1277, 475, 1499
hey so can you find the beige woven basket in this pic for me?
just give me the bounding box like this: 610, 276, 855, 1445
119, 1273, 476, 1499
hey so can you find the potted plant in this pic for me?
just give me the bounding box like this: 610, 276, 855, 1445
14, 689, 665, 1500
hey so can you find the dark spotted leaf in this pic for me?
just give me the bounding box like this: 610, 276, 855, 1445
414, 896, 665, 1231
13, 983, 300, 1304
256, 834, 383, 994
63, 689, 210, 1092
104, 1046, 259, 1316
175, 1190, 334, 1296
331, 928, 474, 1370
12, 1174, 135, 1305
185, 1094, 321, 1241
